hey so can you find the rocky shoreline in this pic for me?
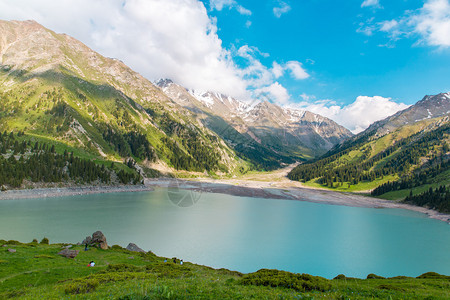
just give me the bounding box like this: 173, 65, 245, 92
0, 185, 154, 200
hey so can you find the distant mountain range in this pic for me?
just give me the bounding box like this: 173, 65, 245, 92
157, 79, 352, 162
0, 19, 352, 176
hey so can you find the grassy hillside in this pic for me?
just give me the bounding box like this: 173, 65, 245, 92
1, 240, 449, 299
288, 117, 450, 211
0, 20, 256, 180
289, 118, 449, 189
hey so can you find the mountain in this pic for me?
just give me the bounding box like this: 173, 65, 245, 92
362, 93, 450, 139
156, 79, 353, 162
0, 19, 245, 183
288, 93, 450, 212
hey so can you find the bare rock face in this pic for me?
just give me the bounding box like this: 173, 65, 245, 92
58, 249, 79, 258
126, 243, 145, 253
82, 231, 108, 250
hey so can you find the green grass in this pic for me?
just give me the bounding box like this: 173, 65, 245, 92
303, 175, 399, 192
0, 240, 449, 299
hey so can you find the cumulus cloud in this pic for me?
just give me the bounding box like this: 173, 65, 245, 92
285, 61, 309, 80
0, 0, 257, 99
411, 0, 450, 47
358, 0, 450, 48
361, 0, 380, 8
273, 1, 291, 18
271, 62, 284, 78
297, 96, 409, 133
0, 0, 310, 105
209, 0, 251, 15
268, 60, 309, 80
255, 82, 290, 105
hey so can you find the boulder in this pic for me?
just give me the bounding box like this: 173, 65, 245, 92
126, 243, 145, 253
81, 231, 108, 250
58, 249, 79, 258
7, 248, 16, 253
81, 236, 92, 245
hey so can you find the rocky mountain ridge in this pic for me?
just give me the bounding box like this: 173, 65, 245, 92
362, 93, 450, 140
156, 78, 353, 160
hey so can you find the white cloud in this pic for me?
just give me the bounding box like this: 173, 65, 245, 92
268, 61, 309, 80
411, 0, 450, 47
361, 0, 380, 8
236, 5, 252, 16
285, 61, 309, 80
209, 0, 251, 15
0, 0, 256, 99
379, 20, 398, 32
0, 0, 311, 105
237, 45, 275, 88
273, 1, 291, 18
358, 0, 450, 48
255, 82, 290, 104
299, 93, 316, 101
297, 96, 409, 133
271, 62, 284, 78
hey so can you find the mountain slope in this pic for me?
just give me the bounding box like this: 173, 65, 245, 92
156, 79, 353, 163
288, 93, 450, 211
0, 20, 244, 180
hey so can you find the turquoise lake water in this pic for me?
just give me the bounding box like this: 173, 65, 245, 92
0, 188, 449, 279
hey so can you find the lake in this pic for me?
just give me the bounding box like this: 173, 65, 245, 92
0, 188, 449, 279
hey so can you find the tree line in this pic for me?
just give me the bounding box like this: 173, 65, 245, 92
403, 186, 450, 213
371, 159, 449, 196
288, 123, 450, 188
0, 131, 140, 188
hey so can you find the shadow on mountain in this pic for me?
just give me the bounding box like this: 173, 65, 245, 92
200, 112, 301, 170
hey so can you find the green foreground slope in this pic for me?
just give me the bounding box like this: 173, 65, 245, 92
0, 240, 449, 299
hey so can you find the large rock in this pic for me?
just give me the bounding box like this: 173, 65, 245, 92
7, 248, 16, 253
82, 231, 108, 250
126, 243, 145, 253
58, 249, 79, 258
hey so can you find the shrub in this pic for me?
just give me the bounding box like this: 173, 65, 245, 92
333, 274, 346, 280
240, 269, 331, 292
367, 273, 385, 279
64, 279, 99, 294
31, 239, 38, 243
145, 262, 192, 278
111, 244, 124, 250
106, 263, 141, 272
40, 237, 49, 244
216, 268, 243, 277
417, 272, 450, 279
6, 240, 21, 245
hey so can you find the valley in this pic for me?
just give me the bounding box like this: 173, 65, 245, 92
0, 20, 449, 220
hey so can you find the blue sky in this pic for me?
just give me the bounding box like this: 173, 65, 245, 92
205, 0, 450, 104
0, 0, 449, 132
